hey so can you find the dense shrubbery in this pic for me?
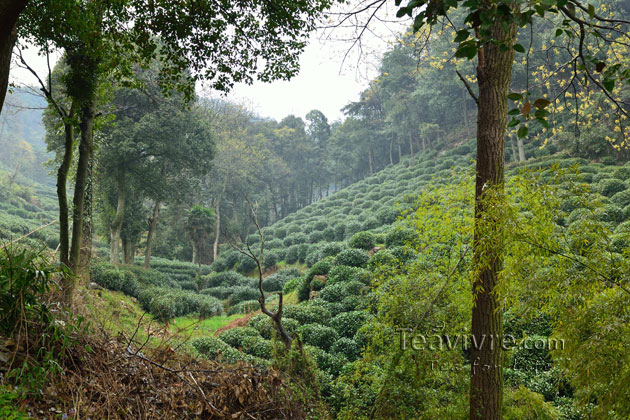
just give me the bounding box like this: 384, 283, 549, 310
138, 287, 222, 321
283, 304, 331, 325
385, 226, 415, 247
349, 231, 375, 250
298, 323, 339, 351
335, 248, 369, 268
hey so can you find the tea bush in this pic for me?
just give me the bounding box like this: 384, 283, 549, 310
349, 231, 375, 250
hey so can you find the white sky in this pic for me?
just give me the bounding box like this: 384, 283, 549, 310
10, 4, 406, 124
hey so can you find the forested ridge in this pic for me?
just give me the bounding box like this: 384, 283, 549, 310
1, 0, 630, 419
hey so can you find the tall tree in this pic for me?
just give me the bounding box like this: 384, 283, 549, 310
20, 0, 336, 303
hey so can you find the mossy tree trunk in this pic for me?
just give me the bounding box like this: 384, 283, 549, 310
469, 13, 517, 420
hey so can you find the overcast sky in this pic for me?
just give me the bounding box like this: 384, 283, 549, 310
9, 4, 405, 124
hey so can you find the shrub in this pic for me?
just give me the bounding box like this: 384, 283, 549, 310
178, 279, 199, 292
190, 337, 252, 364
298, 323, 339, 351
222, 250, 240, 269
263, 268, 301, 292
362, 217, 379, 230
208, 271, 253, 287
227, 300, 260, 315
274, 227, 287, 239
297, 244, 309, 263
310, 276, 326, 291
368, 250, 396, 269
318, 283, 348, 303
327, 265, 365, 285
282, 277, 301, 294
263, 251, 278, 270
139, 288, 222, 321
285, 245, 300, 264
349, 231, 375, 250
266, 238, 283, 249
284, 304, 331, 325
613, 164, 630, 180
320, 242, 346, 258
385, 226, 416, 247
389, 246, 417, 264
598, 178, 626, 197
287, 224, 301, 234
335, 248, 369, 268
297, 277, 311, 302
334, 224, 346, 241
309, 231, 324, 244
241, 336, 274, 359
598, 204, 624, 223
237, 253, 257, 274
344, 221, 363, 239
219, 327, 260, 348
230, 286, 260, 305
209, 257, 228, 272
611, 190, 630, 208
307, 257, 335, 281
330, 337, 361, 361
284, 232, 308, 247
200, 286, 231, 300
305, 346, 348, 376
322, 227, 336, 241
329, 311, 369, 338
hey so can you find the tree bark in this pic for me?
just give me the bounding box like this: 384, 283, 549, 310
517, 136, 526, 162
57, 105, 75, 266
368, 147, 374, 174
510, 135, 518, 163
109, 175, 126, 266
144, 200, 160, 268
389, 137, 394, 165
469, 14, 517, 420
408, 133, 415, 165
191, 241, 198, 265
78, 159, 93, 281
0, 0, 28, 114
66, 98, 96, 303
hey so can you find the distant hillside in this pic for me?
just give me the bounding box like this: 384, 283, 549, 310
0, 87, 51, 185
0, 168, 58, 247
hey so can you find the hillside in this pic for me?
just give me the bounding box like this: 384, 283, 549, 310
84, 142, 630, 418
0, 168, 58, 247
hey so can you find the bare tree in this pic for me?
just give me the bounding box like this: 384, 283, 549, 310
230, 198, 293, 348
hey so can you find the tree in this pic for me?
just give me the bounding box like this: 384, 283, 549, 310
186, 205, 215, 266
0, 0, 28, 114
19, 0, 336, 303
377, 0, 630, 418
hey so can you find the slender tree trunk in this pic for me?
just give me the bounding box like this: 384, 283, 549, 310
510, 135, 518, 163
0, 0, 27, 114
57, 106, 75, 267
517, 136, 526, 162
78, 159, 93, 280
65, 98, 96, 304
368, 148, 374, 174
191, 241, 198, 265
469, 15, 517, 420
463, 87, 471, 137
213, 182, 226, 261
408, 133, 415, 165
397, 143, 402, 162
389, 137, 394, 165
109, 175, 127, 266
144, 200, 160, 268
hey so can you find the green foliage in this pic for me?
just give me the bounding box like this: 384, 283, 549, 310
284, 304, 331, 325
138, 287, 222, 321
597, 178, 626, 197
298, 323, 339, 351
330, 337, 361, 361
310, 276, 326, 291
349, 231, 375, 250
327, 265, 365, 285
385, 226, 416, 247
329, 311, 370, 338
335, 248, 369, 268
0, 387, 28, 420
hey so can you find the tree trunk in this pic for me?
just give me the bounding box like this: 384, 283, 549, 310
191, 241, 198, 265
368, 148, 374, 174
78, 160, 93, 281
213, 200, 221, 261
408, 133, 415, 165
389, 137, 394, 165
65, 98, 96, 304
0, 0, 27, 114
122, 238, 134, 264
397, 143, 402, 162
510, 135, 518, 163
144, 200, 161, 268
57, 106, 75, 266
469, 15, 517, 420
109, 175, 126, 266
517, 136, 526, 162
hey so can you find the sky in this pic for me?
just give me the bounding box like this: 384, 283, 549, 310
9, 4, 405, 124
